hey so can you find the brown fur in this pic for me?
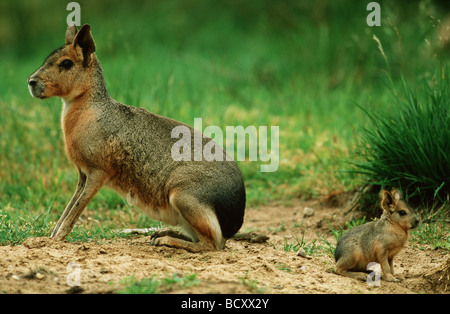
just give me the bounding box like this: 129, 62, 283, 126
334, 188, 419, 282
28, 24, 246, 252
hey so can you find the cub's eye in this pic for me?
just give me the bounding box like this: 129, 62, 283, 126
59, 59, 74, 69
398, 210, 407, 216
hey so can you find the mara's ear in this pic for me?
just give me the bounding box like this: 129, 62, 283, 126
390, 188, 402, 201
65, 24, 78, 45
380, 189, 396, 214
72, 24, 96, 67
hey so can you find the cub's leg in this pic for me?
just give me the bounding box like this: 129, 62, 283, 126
335, 254, 368, 281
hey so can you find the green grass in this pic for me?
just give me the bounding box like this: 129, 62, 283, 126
412, 221, 450, 251
117, 273, 200, 294
238, 277, 267, 293
282, 231, 320, 255
281, 217, 371, 258
0, 1, 449, 245
411, 206, 450, 251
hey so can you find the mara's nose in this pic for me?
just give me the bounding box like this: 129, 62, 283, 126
28, 77, 37, 86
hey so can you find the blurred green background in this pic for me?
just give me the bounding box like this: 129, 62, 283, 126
0, 0, 449, 241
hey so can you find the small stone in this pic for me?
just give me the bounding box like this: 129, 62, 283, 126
233, 232, 269, 243
297, 248, 307, 258
297, 248, 312, 259
303, 207, 314, 217
273, 284, 284, 290
79, 244, 89, 251
35, 272, 44, 280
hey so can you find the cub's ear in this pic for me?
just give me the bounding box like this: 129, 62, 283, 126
380, 189, 396, 214
72, 24, 96, 66
65, 24, 78, 45
390, 188, 402, 201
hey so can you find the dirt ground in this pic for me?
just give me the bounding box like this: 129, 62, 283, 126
0, 197, 448, 294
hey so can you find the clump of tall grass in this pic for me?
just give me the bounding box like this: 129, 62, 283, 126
354, 69, 450, 208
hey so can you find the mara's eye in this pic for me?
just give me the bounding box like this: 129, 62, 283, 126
59, 59, 74, 70
398, 210, 407, 216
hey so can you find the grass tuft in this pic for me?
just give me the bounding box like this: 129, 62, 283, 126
353, 68, 450, 208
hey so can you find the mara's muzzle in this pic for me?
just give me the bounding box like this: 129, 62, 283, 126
27, 76, 47, 99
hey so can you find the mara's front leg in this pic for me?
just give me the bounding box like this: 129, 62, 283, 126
51, 169, 109, 240
51, 168, 86, 237
379, 255, 399, 282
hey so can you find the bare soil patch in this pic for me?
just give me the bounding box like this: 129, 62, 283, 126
0, 199, 448, 294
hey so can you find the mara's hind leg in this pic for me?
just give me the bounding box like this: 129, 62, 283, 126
335, 267, 369, 281
150, 228, 193, 242
151, 191, 225, 253
335, 257, 368, 281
